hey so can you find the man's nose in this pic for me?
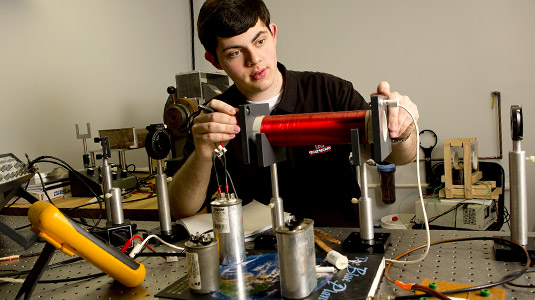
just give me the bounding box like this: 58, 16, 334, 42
246, 49, 262, 66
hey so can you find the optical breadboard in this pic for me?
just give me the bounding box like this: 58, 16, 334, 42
415, 198, 497, 230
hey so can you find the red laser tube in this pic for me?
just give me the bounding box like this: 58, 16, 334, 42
258, 110, 368, 146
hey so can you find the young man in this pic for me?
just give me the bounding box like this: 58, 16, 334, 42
169, 0, 419, 226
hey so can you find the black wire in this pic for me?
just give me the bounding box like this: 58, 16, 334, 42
122, 194, 157, 205
503, 269, 535, 288
126, 163, 136, 172
36, 171, 57, 207
0, 257, 84, 278
70, 210, 98, 229
212, 155, 220, 192
137, 174, 156, 185
27, 156, 105, 231
428, 200, 467, 224
202, 229, 214, 235
186, 110, 202, 132
189, 0, 195, 70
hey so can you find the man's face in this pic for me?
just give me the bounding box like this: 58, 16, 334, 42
212, 19, 280, 101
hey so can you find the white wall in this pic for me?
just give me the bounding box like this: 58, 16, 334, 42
0, 0, 192, 172
194, 0, 535, 231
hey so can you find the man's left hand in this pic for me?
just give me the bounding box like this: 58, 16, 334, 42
375, 81, 419, 139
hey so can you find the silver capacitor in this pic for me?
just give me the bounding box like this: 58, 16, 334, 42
210, 193, 245, 265
276, 217, 317, 299
184, 233, 220, 294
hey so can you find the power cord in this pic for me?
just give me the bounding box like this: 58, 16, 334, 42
382, 102, 431, 265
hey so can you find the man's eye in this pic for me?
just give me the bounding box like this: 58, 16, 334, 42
228, 50, 241, 58
256, 39, 265, 46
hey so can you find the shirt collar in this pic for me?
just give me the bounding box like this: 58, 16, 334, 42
272, 62, 296, 114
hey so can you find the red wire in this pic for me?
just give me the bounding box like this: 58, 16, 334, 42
260, 110, 368, 146
120, 235, 157, 254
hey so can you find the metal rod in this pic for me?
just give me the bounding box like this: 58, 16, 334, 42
101, 158, 113, 223
358, 164, 374, 241
494, 91, 504, 160
118, 150, 127, 171
270, 163, 285, 233
109, 187, 125, 225
148, 158, 154, 176
510, 140, 527, 245
156, 160, 172, 235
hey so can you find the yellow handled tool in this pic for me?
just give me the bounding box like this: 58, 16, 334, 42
28, 201, 145, 287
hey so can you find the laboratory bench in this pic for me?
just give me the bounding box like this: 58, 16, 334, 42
0, 214, 534, 300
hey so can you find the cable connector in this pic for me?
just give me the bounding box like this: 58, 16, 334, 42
129, 243, 144, 258
394, 280, 414, 291
213, 144, 227, 158
378, 99, 399, 107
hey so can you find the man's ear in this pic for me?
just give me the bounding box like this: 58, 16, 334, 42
270, 23, 278, 43
205, 52, 222, 70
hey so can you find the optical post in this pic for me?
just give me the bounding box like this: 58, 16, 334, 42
145, 124, 180, 242
495, 105, 535, 260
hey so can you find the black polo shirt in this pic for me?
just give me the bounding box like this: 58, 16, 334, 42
185, 63, 371, 227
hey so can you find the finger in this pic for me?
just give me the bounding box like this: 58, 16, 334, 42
391, 95, 418, 137
377, 81, 391, 96
388, 106, 401, 137
206, 99, 239, 115
195, 110, 239, 126
192, 119, 240, 136
399, 97, 419, 123
195, 131, 237, 144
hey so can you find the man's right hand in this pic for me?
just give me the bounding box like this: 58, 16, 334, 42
191, 99, 241, 159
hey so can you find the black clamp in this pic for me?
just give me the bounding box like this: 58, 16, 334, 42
145, 124, 172, 160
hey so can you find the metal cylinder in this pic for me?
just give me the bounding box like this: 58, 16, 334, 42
101, 158, 114, 223
358, 164, 374, 241
270, 163, 285, 233
155, 160, 172, 235
147, 157, 154, 176
276, 218, 316, 299
510, 145, 528, 245
185, 234, 220, 294
118, 150, 127, 171
90, 151, 96, 167
211, 195, 245, 265
109, 187, 125, 225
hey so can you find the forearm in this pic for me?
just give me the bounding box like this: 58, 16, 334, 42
385, 129, 417, 165
168, 151, 213, 219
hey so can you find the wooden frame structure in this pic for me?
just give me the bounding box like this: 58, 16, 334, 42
440, 138, 502, 200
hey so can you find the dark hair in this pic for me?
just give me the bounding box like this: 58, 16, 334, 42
197, 0, 271, 63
